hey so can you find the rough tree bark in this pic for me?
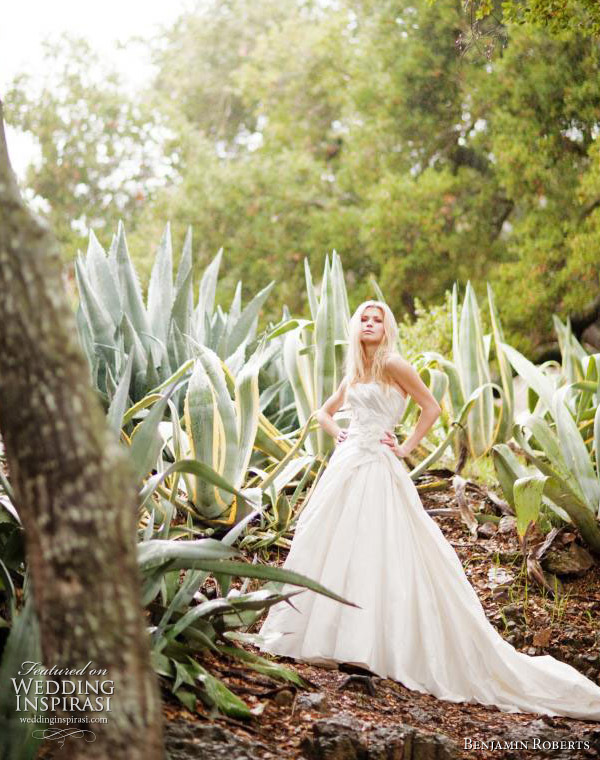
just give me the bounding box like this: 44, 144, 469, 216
0, 103, 163, 757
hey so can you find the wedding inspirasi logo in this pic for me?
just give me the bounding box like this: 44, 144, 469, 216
12, 660, 114, 712
12, 660, 114, 746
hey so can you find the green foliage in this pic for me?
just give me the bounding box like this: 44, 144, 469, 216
465, 0, 600, 36
75, 222, 275, 410
275, 252, 350, 456
129, 138, 333, 314
233, 2, 350, 158
138, 511, 356, 717
493, 336, 600, 552
4, 36, 169, 257
419, 282, 515, 459
7, 0, 600, 357
137, 0, 600, 353
151, 0, 291, 145
461, 452, 500, 489
0, 582, 44, 760
471, 26, 600, 354
398, 291, 454, 361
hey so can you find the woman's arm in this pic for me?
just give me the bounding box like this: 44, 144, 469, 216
316, 377, 349, 444
385, 355, 441, 458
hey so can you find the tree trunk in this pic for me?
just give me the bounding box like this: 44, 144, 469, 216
0, 103, 163, 758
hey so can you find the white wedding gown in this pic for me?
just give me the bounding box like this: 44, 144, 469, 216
257, 381, 600, 720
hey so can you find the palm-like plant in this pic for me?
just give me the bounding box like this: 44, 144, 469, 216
269, 252, 350, 456
421, 281, 515, 463
492, 340, 600, 552
553, 314, 591, 386
75, 222, 274, 410
180, 340, 315, 526
112, 347, 317, 531
138, 506, 357, 717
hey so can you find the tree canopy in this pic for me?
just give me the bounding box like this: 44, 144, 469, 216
5, 0, 600, 357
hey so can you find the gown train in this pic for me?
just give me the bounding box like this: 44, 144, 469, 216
257, 381, 600, 721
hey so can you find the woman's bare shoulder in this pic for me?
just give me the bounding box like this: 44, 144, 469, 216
384, 353, 413, 373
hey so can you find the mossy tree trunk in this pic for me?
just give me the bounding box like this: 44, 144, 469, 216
0, 103, 163, 758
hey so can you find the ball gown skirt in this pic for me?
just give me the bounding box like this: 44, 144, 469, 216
257, 381, 600, 721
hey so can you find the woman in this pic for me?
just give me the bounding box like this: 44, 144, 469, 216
257, 300, 600, 720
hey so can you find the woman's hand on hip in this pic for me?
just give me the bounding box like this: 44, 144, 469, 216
335, 429, 348, 446
381, 431, 409, 458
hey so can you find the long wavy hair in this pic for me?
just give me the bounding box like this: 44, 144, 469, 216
344, 300, 400, 398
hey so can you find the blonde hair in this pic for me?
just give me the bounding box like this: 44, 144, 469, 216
344, 300, 400, 397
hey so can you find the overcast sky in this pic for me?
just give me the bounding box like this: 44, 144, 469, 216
1, 0, 194, 176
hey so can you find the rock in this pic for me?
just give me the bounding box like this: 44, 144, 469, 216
338, 674, 378, 696
487, 566, 514, 588
502, 603, 526, 625
165, 720, 270, 760
273, 688, 295, 706
476, 521, 497, 538
541, 543, 594, 576
297, 692, 329, 712
490, 585, 511, 601
498, 515, 516, 534
369, 724, 458, 760
300, 713, 459, 759
406, 705, 436, 723
483, 718, 600, 760
300, 713, 363, 759
559, 624, 585, 647
532, 628, 552, 647
558, 531, 577, 546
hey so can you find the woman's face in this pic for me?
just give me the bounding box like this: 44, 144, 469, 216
360, 306, 385, 347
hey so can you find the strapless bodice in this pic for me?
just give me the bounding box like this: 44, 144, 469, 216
345, 381, 407, 450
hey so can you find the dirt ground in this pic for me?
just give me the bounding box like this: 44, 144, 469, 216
160, 475, 600, 760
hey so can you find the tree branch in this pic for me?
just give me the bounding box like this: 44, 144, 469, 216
0, 99, 24, 203
579, 197, 600, 222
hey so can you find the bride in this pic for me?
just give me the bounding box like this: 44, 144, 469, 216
257, 299, 600, 720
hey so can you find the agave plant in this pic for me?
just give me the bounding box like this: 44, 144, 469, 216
115, 341, 319, 530
266, 251, 350, 456
492, 444, 565, 537
180, 340, 314, 526
0, 442, 41, 758
75, 222, 274, 411
420, 281, 515, 463
553, 314, 590, 386
138, 506, 357, 717
0, 466, 23, 577
255, 305, 299, 433
492, 340, 600, 552
0, 582, 45, 760
183, 341, 266, 521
